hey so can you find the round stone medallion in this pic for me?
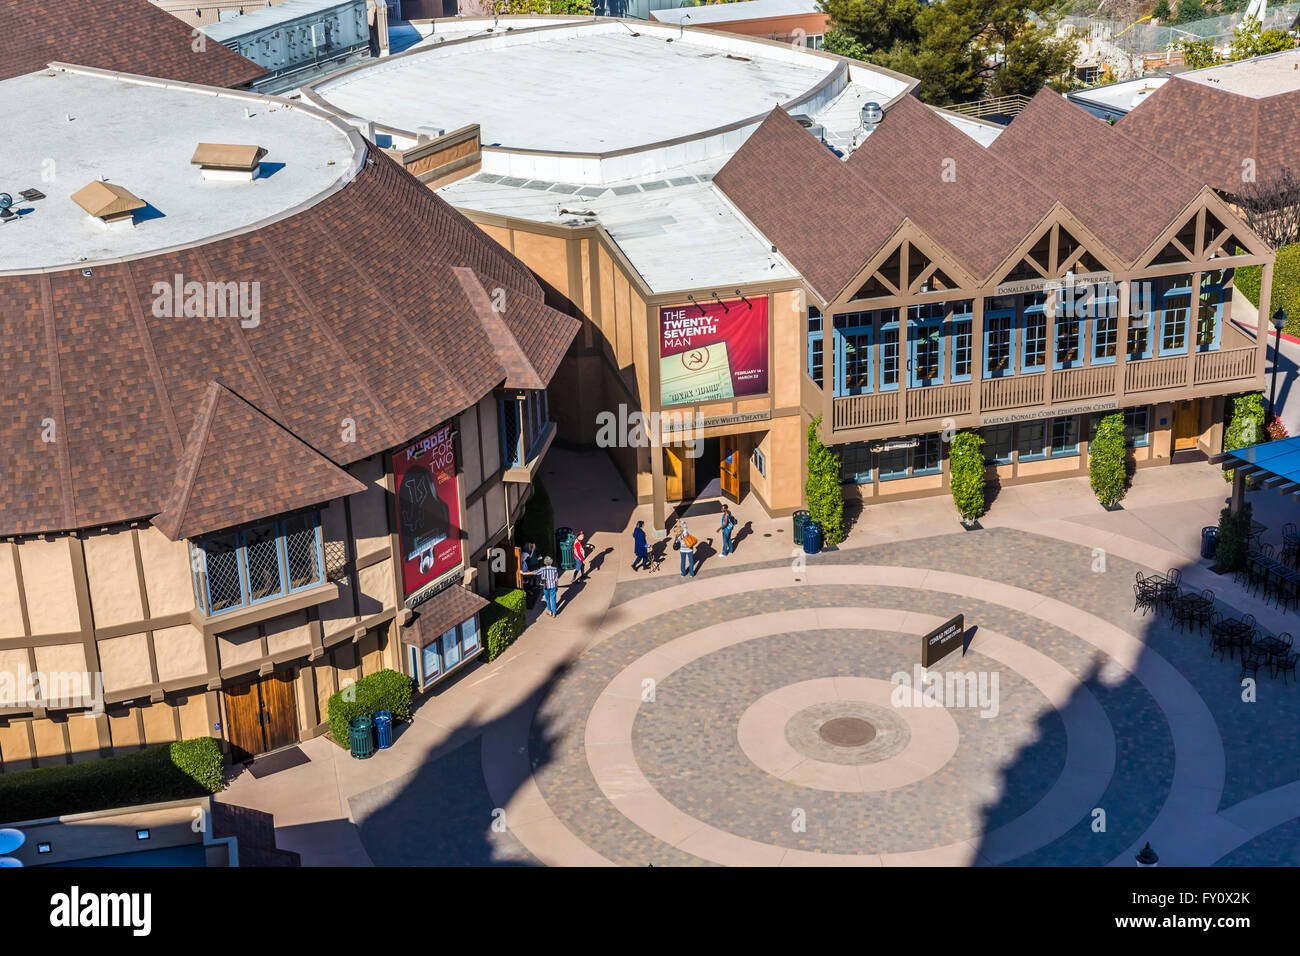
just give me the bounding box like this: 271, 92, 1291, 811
819, 716, 877, 747
783, 700, 910, 765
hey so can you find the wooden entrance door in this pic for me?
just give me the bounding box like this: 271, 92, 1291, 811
720, 435, 741, 501
1173, 399, 1200, 451
222, 671, 300, 761
664, 446, 694, 502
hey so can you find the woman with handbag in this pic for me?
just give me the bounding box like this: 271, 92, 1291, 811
677, 521, 698, 578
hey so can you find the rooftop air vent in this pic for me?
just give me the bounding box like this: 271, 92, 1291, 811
860, 102, 883, 128
191, 142, 268, 183
70, 181, 145, 230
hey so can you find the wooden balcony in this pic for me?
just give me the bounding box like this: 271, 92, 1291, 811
829, 344, 1260, 438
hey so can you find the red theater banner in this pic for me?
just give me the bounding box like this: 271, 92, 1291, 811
393, 423, 462, 597
659, 296, 768, 406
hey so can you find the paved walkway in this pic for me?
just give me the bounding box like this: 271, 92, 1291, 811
221, 448, 1300, 866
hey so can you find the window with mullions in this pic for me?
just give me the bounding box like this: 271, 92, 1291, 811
1055, 312, 1083, 369
951, 312, 973, 382
1050, 416, 1079, 456
1018, 417, 1079, 460
1092, 310, 1118, 364
1124, 407, 1150, 447
908, 303, 945, 387
839, 443, 872, 484
984, 306, 1015, 377
191, 512, 325, 616
1158, 278, 1191, 355
807, 308, 823, 387
833, 312, 874, 396
982, 424, 1012, 464
1128, 280, 1155, 360
1022, 293, 1048, 373
913, 434, 942, 475
879, 310, 900, 391
1197, 271, 1226, 351
878, 446, 909, 480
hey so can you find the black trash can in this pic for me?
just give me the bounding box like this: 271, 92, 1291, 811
373, 710, 393, 750
555, 527, 576, 571
802, 520, 823, 555
793, 509, 810, 542
348, 715, 375, 760
1201, 526, 1219, 560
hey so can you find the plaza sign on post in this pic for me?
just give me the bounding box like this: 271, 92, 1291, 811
921, 613, 965, 668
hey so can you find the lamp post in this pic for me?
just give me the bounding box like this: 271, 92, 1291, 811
1270, 308, 1287, 419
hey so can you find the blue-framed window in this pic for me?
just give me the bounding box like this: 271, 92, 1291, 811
751, 446, 766, 477
833, 311, 874, 396
983, 302, 1016, 377
1021, 293, 1048, 373
807, 307, 824, 387
839, 442, 872, 484
878, 445, 909, 480
1157, 277, 1192, 356
908, 303, 946, 387
1018, 416, 1079, 461
1124, 407, 1150, 447
913, 433, 942, 475
951, 306, 973, 383
499, 390, 550, 468
1196, 271, 1226, 352
879, 310, 900, 391
982, 424, 1013, 464
1054, 292, 1084, 370
410, 615, 482, 689
1091, 301, 1118, 365
191, 511, 324, 616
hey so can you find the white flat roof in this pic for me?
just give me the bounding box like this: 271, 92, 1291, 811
650, 0, 821, 25
201, 0, 359, 41
1180, 47, 1300, 98
1069, 76, 1170, 112
439, 169, 799, 294
0, 66, 360, 274
314, 21, 840, 152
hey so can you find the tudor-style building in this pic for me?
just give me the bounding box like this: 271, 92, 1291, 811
715, 90, 1274, 502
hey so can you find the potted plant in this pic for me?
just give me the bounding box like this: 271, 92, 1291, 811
1089, 412, 1127, 510
949, 431, 986, 529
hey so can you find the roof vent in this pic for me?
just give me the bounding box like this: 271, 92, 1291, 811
70, 181, 145, 230
860, 102, 883, 129
191, 143, 268, 183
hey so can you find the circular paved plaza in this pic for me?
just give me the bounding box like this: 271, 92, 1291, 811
504, 528, 1300, 866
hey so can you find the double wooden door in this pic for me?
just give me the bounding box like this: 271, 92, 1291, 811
222, 670, 299, 762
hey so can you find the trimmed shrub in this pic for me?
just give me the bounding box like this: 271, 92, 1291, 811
1089, 412, 1128, 508
327, 668, 413, 746
0, 737, 225, 824
482, 588, 527, 662
1213, 502, 1254, 572
1235, 243, 1300, 337
1223, 392, 1267, 484
805, 416, 845, 545
515, 477, 554, 559
948, 430, 987, 520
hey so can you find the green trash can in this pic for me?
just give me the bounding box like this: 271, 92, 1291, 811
793, 509, 810, 542
555, 527, 576, 571
349, 715, 375, 760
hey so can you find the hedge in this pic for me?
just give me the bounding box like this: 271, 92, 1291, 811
1223, 392, 1267, 484
0, 736, 224, 824
482, 588, 526, 662
327, 668, 413, 747
805, 416, 845, 545
515, 477, 555, 560
1089, 412, 1128, 508
948, 431, 986, 520
1235, 243, 1300, 337
1214, 502, 1254, 573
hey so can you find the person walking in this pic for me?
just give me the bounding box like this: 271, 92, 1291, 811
631, 520, 649, 571
678, 520, 697, 577
718, 504, 736, 556
525, 556, 560, 617
572, 531, 587, 582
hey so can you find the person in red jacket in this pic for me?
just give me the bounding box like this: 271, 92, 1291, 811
572, 531, 587, 583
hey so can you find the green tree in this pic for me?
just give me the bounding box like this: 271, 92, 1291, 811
1223, 392, 1267, 484
1089, 413, 1128, 508
1152, 0, 1170, 20
948, 431, 987, 520
805, 416, 845, 546
817, 0, 922, 53
1172, 36, 1220, 68
1228, 18, 1297, 60
1174, 0, 1205, 23
823, 28, 873, 61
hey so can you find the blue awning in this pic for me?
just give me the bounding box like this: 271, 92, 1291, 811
1219, 435, 1300, 492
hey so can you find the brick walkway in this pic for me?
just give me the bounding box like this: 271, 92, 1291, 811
222, 448, 1300, 866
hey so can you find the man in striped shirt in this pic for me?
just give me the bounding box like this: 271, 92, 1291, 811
527, 556, 561, 617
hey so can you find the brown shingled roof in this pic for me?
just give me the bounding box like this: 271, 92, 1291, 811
400, 585, 489, 648
0, 147, 580, 539
990, 89, 1205, 266
845, 95, 1055, 282
714, 107, 907, 302
1118, 78, 1300, 195
153, 381, 367, 540
0, 0, 264, 86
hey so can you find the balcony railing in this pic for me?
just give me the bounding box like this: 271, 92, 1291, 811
833, 391, 897, 430
906, 381, 971, 421
1124, 355, 1185, 393
1054, 364, 1114, 402
981, 373, 1045, 411
1194, 346, 1256, 386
